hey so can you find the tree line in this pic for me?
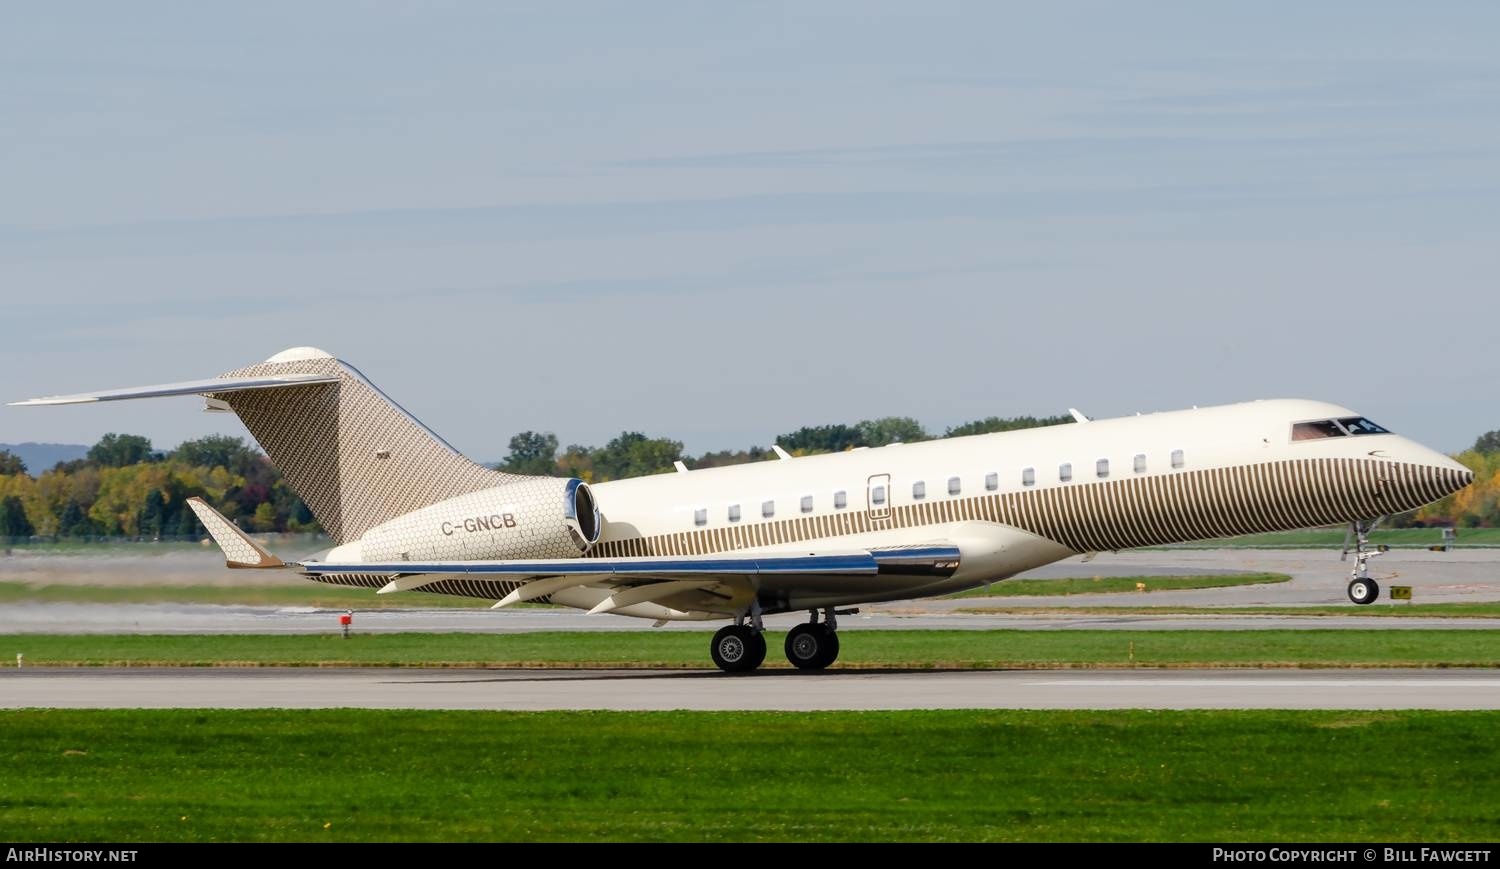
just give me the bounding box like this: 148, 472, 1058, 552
3, 419, 1497, 540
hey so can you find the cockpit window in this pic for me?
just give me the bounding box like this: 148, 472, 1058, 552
1292, 420, 1346, 441
1339, 417, 1390, 436
1292, 417, 1393, 441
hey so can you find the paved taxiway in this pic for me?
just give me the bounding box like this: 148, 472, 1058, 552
6, 603, 1499, 634
4, 668, 1498, 710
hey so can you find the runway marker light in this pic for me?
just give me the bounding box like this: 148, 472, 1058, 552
1135, 582, 1147, 592
15, 653, 21, 669
340, 610, 353, 639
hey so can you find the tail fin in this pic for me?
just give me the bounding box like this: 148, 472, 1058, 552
13, 347, 518, 544
187, 497, 285, 569
210, 348, 511, 544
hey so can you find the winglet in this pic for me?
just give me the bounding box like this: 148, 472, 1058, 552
186, 497, 285, 569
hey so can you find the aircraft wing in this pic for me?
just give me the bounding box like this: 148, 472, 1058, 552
299, 545, 960, 613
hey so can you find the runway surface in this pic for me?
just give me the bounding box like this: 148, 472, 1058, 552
6, 602, 1499, 634
4, 547, 1498, 634
5, 668, 1499, 710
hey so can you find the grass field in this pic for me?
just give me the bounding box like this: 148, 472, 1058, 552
7, 630, 1500, 668
0, 581, 532, 609
1167, 527, 1500, 549
958, 603, 1500, 619
947, 572, 1288, 598
3, 708, 1498, 841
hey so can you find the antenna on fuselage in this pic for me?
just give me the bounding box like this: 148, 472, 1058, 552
1069, 408, 1090, 424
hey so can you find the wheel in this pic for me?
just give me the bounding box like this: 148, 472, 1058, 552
1347, 577, 1379, 605
710, 625, 762, 672
785, 623, 840, 670
745, 630, 767, 670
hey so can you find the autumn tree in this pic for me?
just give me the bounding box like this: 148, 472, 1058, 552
591, 432, 684, 481
946, 415, 1072, 437
0, 496, 33, 538
501, 431, 560, 476
88, 433, 155, 467
0, 450, 26, 476
172, 435, 260, 474
857, 417, 930, 447
776, 424, 864, 454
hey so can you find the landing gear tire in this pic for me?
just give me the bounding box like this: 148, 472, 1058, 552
744, 630, 767, 670
785, 623, 840, 670
1347, 577, 1379, 605
711, 625, 763, 673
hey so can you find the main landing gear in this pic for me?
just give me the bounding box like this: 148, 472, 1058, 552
784, 609, 842, 671
1342, 518, 1389, 605
708, 605, 850, 673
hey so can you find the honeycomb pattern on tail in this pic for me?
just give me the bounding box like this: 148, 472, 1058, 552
210, 351, 540, 544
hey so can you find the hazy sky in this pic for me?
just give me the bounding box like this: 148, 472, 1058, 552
3, 2, 1497, 460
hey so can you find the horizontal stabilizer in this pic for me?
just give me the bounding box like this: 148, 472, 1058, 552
9, 373, 339, 407
186, 497, 285, 569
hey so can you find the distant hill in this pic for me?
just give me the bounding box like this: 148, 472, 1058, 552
0, 442, 88, 474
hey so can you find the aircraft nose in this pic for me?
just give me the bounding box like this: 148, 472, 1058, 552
1432, 455, 1474, 495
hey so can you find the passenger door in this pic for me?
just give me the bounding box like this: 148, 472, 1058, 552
867, 474, 892, 526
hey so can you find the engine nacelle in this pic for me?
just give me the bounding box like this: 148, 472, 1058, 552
326, 477, 600, 563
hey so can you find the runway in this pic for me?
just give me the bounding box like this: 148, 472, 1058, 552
7, 602, 1500, 633
5, 668, 1499, 711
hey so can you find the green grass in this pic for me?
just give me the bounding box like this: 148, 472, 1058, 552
947, 572, 1288, 598
0, 581, 545, 609
1167, 527, 1500, 549
3, 709, 1498, 841
958, 602, 1500, 619
7, 630, 1500, 668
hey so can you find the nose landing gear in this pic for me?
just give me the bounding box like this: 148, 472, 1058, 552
1342, 518, 1388, 605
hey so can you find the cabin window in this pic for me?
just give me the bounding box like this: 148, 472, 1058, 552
1133, 454, 1147, 474
693, 508, 707, 527
762, 500, 775, 519
985, 472, 998, 491
1022, 467, 1035, 487
1292, 420, 1346, 441
948, 476, 961, 496
728, 504, 741, 523
800, 495, 814, 514
834, 490, 847, 509
872, 485, 887, 506
1059, 463, 1073, 483
1171, 449, 1185, 469
1096, 459, 1109, 479
1338, 417, 1390, 436
912, 480, 926, 500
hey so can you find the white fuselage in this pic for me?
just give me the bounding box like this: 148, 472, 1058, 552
555, 398, 1469, 613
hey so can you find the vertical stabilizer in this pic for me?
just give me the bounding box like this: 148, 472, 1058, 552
211, 348, 521, 544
